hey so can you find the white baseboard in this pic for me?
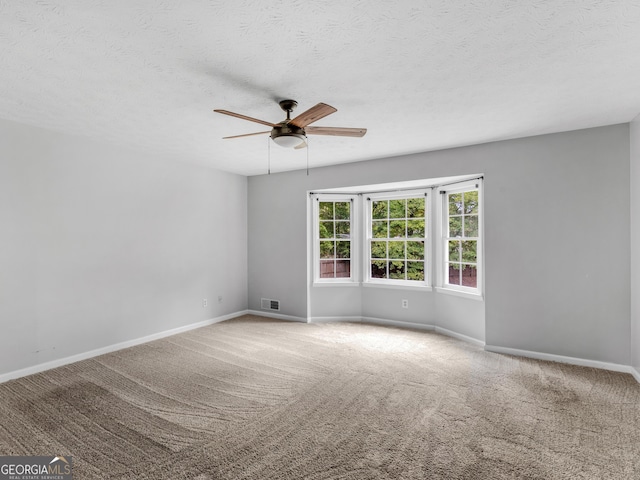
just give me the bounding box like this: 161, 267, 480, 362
361, 316, 436, 332
0, 310, 248, 384
435, 326, 485, 347
309, 316, 362, 324
247, 309, 307, 323
632, 366, 640, 384
484, 344, 637, 377
309, 315, 487, 347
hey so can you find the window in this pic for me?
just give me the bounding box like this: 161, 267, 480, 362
310, 176, 483, 298
314, 197, 355, 282
367, 192, 428, 285
440, 181, 482, 294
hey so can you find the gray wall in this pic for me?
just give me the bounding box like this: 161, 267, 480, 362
248, 124, 631, 364
631, 116, 640, 374
2, 119, 630, 376
0, 119, 248, 376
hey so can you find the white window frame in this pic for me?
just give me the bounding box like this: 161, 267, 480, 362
312, 194, 359, 285
364, 189, 431, 289
436, 179, 483, 299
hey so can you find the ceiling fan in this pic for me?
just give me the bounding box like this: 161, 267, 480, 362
214, 100, 367, 149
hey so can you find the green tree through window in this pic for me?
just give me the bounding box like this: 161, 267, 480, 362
318, 200, 352, 279
369, 195, 426, 282
445, 189, 479, 288
313, 179, 482, 296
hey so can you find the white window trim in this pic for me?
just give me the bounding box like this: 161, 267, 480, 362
312, 194, 359, 286
436, 179, 483, 299
364, 282, 432, 292
363, 189, 431, 289
310, 176, 483, 300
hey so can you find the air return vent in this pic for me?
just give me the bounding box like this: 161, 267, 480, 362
261, 298, 280, 311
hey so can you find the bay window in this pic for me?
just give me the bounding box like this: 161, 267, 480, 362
311, 177, 483, 298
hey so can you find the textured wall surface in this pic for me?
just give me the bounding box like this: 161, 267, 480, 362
1, 1, 640, 175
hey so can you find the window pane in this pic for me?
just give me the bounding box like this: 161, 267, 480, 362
388, 241, 405, 259
320, 260, 335, 278
461, 265, 477, 287
448, 264, 461, 285
442, 186, 481, 291
320, 221, 334, 238
449, 193, 463, 215
389, 261, 405, 279
464, 215, 478, 237
389, 220, 406, 238
335, 202, 350, 220
448, 240, 461, 262
461, 240, 477, 263
336, 221, 350, 238
389, 199, 406, 219
371, 260, 386, 278
365, 191, 435, 284
407, 197, 425, 218
464, 191, 478, 214
407, 219, 425, 238
407, 241, 424, 260
371, 241, 387, 259
449, 216, 462, 237
372, 200, 387, 219
336, 241, 350, 259
320, 241, 335, 259
335, 260, 351, 278
372, 220, 388, 238
319, 202, 334, 220
407, 261, 425, 281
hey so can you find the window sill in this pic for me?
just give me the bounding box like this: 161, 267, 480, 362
363, 281, 432, 292
434, 287, 484, 301
313, 281, 361, 288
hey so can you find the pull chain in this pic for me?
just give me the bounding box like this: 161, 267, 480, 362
306, 137, 309, 176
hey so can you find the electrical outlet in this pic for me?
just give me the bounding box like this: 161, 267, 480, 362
402, 299, 409, 309
203, 299, 208, 307
218, 295, 223, 304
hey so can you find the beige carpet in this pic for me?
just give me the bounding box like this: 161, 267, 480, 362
0, 315, 638, 479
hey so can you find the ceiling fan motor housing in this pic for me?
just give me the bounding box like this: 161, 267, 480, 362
271, 122, 306, 148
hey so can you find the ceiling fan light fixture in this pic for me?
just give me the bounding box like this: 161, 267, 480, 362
270, 123, 307, 148
272, 133, 307, 148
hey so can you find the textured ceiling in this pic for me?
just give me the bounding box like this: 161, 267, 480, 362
1, 1, 640, 176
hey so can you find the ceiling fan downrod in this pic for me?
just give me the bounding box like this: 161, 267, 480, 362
278, 99, 298, 121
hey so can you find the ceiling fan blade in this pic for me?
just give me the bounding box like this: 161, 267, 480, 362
290, 103, 337, 128
306, 126, 367, 137
294, 140, 308, 150
214, 109, 277, 127
222, 131, 270, 139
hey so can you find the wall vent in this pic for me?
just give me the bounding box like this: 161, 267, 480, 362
261, 298, 280, 311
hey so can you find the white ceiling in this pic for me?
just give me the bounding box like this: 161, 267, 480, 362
1, 1, 640, 176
